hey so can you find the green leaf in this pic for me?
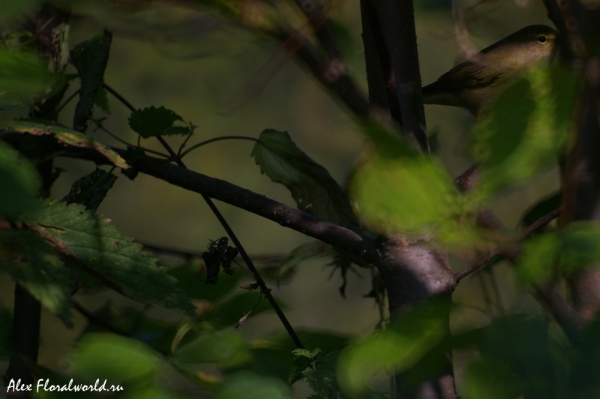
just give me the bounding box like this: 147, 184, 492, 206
202, 292, 282, 330
128, 106, 186, 138
1, 229, 74, 326
168, 261, 245, 301
519, 223, 600, 284
471, 67, 579, 191
6, 119, 129, 169
29, 201, 195, 316
518, 232, 559, 284
62, 168, 117, 212
338, 299, 451, 396
175, 331, 251, 369
217, 372, 292, 399
69, 333, 160, 383
350, 152, 481, 248
263, 242, 331, 285
0, 49, 60, 106
252, 129, 360, 231
0, 0, 39, 20
71, 31, 113, 132
95, 87, 110, 114
456, 315, 566, 399
0, 140, 41, 218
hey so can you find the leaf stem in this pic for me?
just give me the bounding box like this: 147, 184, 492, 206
179, 136, 260, 159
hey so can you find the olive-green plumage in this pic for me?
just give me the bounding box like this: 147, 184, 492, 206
422, 25, 558, 117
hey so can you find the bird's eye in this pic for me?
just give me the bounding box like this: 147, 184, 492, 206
538, 36, 547, 43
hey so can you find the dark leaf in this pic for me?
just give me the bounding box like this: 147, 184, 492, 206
128, 106, 185, 138
202, 237, 238, 284
71, 31, 113, 132
62, 167, 117, 212
252, 129, 360, 231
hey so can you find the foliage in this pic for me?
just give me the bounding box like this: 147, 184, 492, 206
0, 2, 598, 399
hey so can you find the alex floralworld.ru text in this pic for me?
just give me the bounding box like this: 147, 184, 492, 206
6, 378, 124, 393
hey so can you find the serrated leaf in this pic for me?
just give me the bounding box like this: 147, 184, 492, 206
252, 129, 360, 230
6, 119, 129, 169
71, 31, 112, 132
0, 229, 74, 326
128, 106, 184, 138
69, 333, 160, 383
29, 201, 195, 316
62, 167, 117, 212
0, 49, 61, 107
0, 140, 41, 218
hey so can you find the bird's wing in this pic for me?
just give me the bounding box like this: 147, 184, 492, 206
423, 61, 503, 93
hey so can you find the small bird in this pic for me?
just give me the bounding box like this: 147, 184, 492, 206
422, 25, 558, 117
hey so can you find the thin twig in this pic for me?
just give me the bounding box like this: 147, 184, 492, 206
455, 248, 503, 281
105, 89, 304, 349
517, 206, 563, 240
455, 206, 564, 281
55, 89, 80, 114
179, 136, 259, 159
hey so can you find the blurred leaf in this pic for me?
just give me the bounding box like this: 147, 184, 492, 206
338, 299, 452, 396
29, 201, 195, 316
0, 140, 41, 218
0, 0, 39, 20
7, 119, 129, 169
520, 191, 561, 234
62, 167, 117, 212
202, 291, 282, 330
350, 152, 481, 247
571, 315, 600, 397
71, 31, 113, 132
519, 223, 600, 284
69, 333, 160, 383
518, 232, 559, 284
216, 371, 292, 399
168, 261, 245, 301
559, 222, 600, 273
457, 315, 567, 399
358, 120, 418, 158
471, 67, 579, 191
0, 49, 61, 106
175, 330, 251, 369
128, 106, 188, 138
252, 129, 360, 230
464, 358, 523, 399
1, 229, 74, 326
